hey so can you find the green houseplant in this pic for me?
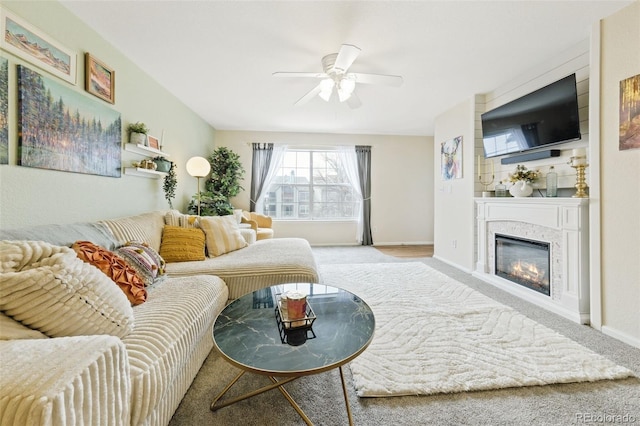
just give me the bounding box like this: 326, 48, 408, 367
127, 122, 149, 145
161, 161, 177, 209
188, 147, 245, 216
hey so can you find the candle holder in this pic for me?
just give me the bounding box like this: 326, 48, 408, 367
568, 155, 589, 198
479, 173, 494, 197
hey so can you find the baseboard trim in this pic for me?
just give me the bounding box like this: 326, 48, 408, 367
602, 326, 640, 349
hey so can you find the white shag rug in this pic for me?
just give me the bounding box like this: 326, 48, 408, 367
318, 262, 634, 397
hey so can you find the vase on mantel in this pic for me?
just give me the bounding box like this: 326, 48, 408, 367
509, 180, 533, 197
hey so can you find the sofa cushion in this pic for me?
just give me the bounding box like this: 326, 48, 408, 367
0, 240, 134, 338
116, 242, 166, 287
123, 275, 227, 425
164, 210, 199, 228
73, 241, 147, 305
99, 211, 166, 253
0, 335, 130, 425
0, 312, 48, 340
199, 215, 247, 257
165, 238, 319, 299
0, 222, 118, 250
159, 226, 206, 262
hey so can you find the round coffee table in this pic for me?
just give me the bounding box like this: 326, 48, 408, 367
211, 283, 375, 425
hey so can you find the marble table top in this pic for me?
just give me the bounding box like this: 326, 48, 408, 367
212, 283, 375, 376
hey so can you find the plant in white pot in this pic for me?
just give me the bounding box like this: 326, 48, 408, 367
508, 164, 539, 197
127, 122, 149, 146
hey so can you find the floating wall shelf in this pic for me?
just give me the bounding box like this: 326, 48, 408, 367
124, 143, 170, 158
124, 167, 169, 178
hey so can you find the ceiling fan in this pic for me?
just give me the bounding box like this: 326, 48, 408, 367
273, 44, 403, 109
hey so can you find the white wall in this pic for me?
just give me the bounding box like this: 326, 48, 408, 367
0, 1, 215, 229
598, 0, 640, 347
214, 130, 433, 246
433, 98, 476, 271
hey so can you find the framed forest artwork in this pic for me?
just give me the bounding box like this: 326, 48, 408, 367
619, 74, 640, 151
0, 56, 7, 164
17, 65, 122, 177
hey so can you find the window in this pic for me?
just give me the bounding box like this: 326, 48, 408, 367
258, 149, 360, 220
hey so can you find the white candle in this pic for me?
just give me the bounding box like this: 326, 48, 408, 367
572, 148, 587, 166
160, 130, 165, 147
491, 160, 494, 176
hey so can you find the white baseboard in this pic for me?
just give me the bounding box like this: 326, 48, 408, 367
432, 255, 473, 273
602, 326, 640, 349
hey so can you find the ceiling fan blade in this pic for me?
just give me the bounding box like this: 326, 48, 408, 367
346, 92, 362, 109
273, 72, 327, 79
294, 82, 323, 106
351, 72, 404, 87
331, 44, 361, 74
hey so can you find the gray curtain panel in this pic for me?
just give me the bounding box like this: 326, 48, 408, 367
250, 143, 273, 212
356, 145, 373, 246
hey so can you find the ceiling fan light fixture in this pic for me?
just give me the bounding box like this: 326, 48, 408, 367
337, 77, 356, 102
319, 78, 334, 101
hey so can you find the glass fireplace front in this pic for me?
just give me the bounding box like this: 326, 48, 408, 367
495, 234, 550, 296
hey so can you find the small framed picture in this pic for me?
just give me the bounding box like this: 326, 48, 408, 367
85, 53, 115, 103
147, 135, 160, 149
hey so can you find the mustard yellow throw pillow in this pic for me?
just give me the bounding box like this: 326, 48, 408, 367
200, 215, 248, 257
159, 226, 206, 262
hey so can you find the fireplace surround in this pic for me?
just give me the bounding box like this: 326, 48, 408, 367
474, 198, 589, 324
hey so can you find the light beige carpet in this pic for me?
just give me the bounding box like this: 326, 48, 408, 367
319, 262, 634, 397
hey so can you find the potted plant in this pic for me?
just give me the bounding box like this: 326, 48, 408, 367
187, 147, 245, 216
508, 164, 539, 197
127, 122, 149, 145
152, 156, 172, 173
162, 161, 177, 209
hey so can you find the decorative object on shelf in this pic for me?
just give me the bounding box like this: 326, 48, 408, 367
84, 53, 114, 104
188, 147, 245, 216
478, 155, 494, 196
568, 148, 589, 198
546, 166, 558, 197
162, 161, 177, 208
186, 156, 211, 216
1, 7, 77, 84
441, 136, 462, 180
147, 135, 160, 150
152, 156, 171, 173
495, 181, 507, 197
508, 164, 539, 198
127, 122, 149, 146
619, 73, 640, 151
17, 66, 121, 177
140, 159, 157, 170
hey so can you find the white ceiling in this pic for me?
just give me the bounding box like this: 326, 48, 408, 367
61, 0, 632, 137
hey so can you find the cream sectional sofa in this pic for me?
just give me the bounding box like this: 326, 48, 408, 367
0, 210, 319, 426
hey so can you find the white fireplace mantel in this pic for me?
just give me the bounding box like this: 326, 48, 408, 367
473, 197, 590, 324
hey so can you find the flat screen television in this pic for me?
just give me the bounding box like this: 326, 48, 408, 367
481, 74, 581, 158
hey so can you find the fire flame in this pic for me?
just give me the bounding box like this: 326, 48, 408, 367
511, 261, 545, 283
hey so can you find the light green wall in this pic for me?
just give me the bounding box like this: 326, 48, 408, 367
0, 1, 216, 228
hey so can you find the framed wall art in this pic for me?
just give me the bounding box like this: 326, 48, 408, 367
18, 65, 121, 177
441, 136, 462, 180
0, 55, 7, 164
147, 135, 160, 150
85, 53, 115, 104
619, 73, 640, 151
0, 7, 77, 84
